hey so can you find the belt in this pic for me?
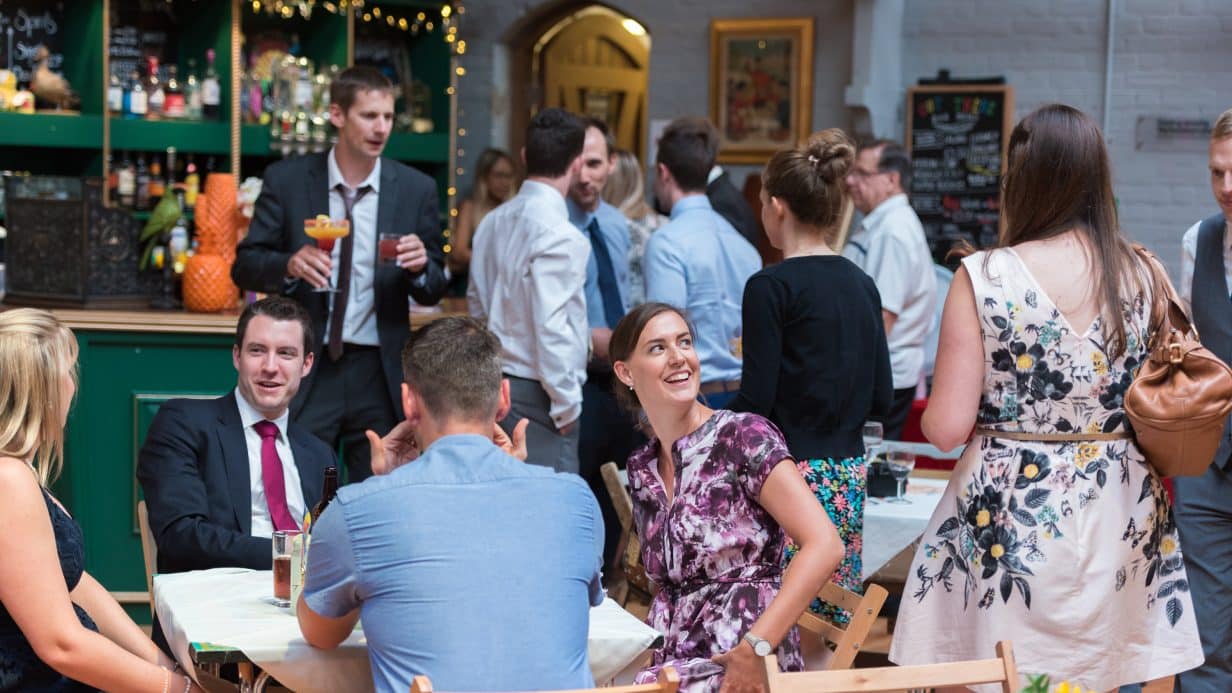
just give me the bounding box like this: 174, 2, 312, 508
699, 379, 741, 396
976, 427, 1132, 442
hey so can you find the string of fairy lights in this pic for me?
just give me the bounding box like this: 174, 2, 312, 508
249, 0, 468, 252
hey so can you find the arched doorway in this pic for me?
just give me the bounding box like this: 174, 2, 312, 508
505, 3, 651, 159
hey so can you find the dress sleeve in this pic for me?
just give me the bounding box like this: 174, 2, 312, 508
733, 414, 794, 501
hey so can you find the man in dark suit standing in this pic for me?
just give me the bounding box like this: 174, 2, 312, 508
137, 297, 334, 574
706, 164, 760, 247
1174, 107, 1232, 693
233, 66, 446, 483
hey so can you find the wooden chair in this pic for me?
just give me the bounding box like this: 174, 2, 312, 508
136, 500, 158, 618
763, 640, 1019, 692
600, 461, 654, 614
797, 582, 889, 670
410, 665, 680, 693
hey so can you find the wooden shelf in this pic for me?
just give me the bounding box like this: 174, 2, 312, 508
110, 118, 230, 155
241, 125, 447, 163
0, 112, 103, 149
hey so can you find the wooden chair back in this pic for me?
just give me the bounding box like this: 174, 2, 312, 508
410, 664, 681, 693
763, 640, 1019, 692
796, 582, 888, 670
600, 462, 653, 609
137, 500, 158, 617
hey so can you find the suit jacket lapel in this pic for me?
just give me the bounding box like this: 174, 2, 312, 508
289, 426, 328, 506
373, 161, 399, 311
215, 395, 254, 536
307, 154, 331, 222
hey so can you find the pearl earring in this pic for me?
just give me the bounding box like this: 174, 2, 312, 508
628, 382, 634, 391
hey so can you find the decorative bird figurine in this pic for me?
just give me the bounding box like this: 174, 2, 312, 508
140, 190, 183, 270
31, 45, 79, 112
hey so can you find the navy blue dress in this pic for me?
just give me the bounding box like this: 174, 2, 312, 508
0, 489, 98, 691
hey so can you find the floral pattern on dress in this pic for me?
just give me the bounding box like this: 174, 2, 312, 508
784, 456, 865, 625
627, 410, 801, 693
911, 251, 1189, 622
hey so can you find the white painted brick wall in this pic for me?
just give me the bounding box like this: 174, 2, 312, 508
902, 0, 1232, 279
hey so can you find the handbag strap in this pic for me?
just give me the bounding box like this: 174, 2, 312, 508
1130, 243, 1196, 354
975, 427, 1132, 442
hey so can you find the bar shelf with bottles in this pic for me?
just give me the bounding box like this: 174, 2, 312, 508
108, 48, 230, 154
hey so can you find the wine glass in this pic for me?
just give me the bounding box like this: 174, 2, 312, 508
862, 421, 884, 462
886, 450, 916, 504
302, 216, 350, 293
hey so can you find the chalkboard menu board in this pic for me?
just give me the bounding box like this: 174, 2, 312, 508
0, 0, 65, 86
905, 85, 1014, 265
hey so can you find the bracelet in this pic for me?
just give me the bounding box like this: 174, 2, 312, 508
161, 668, 170, 693
182, 674, 193, 693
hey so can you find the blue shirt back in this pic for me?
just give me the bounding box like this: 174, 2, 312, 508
643, 195, 762, 383
302, 434, 604, 693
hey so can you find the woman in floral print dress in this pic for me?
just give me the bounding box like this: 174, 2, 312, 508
889, 104, 1203, 692
610, 302, 843, 693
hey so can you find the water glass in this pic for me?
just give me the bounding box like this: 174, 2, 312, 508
272, 529, 301, 607
886, 450, 916, 504
862, 421, 884, 461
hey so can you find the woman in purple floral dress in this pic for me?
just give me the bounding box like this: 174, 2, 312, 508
610, 303, 843, 693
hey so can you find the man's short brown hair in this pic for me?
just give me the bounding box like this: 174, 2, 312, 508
329, 65, 394, 114
1214, 108, 1232, 142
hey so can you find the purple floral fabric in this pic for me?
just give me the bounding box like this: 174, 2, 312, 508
627, 410, 802, 693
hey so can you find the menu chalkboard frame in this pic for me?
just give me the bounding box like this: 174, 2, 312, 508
905, 84, 1014, 262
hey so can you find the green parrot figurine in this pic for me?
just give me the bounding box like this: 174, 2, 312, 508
139, 190, 183, 270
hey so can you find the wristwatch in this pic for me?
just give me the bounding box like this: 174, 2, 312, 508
744, 632, 773, 657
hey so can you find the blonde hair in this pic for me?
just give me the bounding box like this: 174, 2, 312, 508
1214, 108, 1232, 142
603, 149, 653, 219
0, 309, 78, 486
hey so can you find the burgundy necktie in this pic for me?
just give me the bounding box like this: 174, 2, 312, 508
253, 420, 298, 532
328, 183, 373, 361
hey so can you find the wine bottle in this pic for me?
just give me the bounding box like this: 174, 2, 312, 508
309, 466, 339, 530
135, 153, 151, 211
202, 49, 221, 120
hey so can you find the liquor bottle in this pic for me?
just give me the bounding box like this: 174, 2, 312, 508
184, 58, 202, 120
149, 155, 165, 201
135, 153, 150, 211
117, 151, 136, 208
107, 68, 123, 116
309, 467, 339, 530
105, 152, 117, 200
166, 147, 178, 191
202, 49, 221, 120
127, 71, 147, 119
184, 155, 200, 210
163, 65, 185, 119
146, 57, 165, 120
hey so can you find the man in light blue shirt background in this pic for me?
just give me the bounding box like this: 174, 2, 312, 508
645, 116, 762, 408
298, 316, 604, 693
567, 117, 643, 575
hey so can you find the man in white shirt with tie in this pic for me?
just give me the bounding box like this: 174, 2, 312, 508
469, 108, 590, 473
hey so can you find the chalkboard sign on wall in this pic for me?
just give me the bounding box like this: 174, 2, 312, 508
0, 0, 66, 87
905, 85, 1014, 265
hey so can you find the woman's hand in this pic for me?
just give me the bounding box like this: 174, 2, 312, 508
712, 640, 766, 693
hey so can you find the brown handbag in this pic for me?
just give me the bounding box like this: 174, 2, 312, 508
1124, 244, 1232, 477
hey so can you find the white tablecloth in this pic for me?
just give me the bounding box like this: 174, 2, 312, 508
861, 476, 948, 578
154, 568, 661, 692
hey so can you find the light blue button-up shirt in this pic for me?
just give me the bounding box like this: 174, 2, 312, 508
643, 194, 761, 383
303, 433, 604, 693
568, 198, 632, 330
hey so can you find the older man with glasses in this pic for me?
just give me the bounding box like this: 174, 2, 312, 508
842, 139, 937, 440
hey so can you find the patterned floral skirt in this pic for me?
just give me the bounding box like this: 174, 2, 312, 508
784, 455, 865, 624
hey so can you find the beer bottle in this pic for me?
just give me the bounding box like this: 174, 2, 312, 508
309, 466, 339, 530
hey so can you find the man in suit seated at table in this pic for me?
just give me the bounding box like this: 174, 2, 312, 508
137, 296, 335, 574
298, 316, 604, 692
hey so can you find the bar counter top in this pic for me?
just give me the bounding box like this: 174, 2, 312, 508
47, 297, 468, 335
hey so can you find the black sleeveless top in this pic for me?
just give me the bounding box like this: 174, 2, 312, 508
0, 489, 98, 692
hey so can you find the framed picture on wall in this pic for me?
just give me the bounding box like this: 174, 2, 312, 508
709, 17, 814, 164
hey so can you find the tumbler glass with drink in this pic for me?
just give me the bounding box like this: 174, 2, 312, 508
302, 214, 350, 292
378, 232, 400, 266
272, 529, 302, 607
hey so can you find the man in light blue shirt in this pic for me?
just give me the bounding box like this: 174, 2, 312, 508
645, 116, 761, 408
298, 317, 604, 693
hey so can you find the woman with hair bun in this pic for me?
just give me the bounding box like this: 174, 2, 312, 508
729, 128, 893, 622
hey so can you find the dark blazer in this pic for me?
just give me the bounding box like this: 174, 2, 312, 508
706, 170, 760, 247
136, 395, 334, 574
231, 152, 447, 414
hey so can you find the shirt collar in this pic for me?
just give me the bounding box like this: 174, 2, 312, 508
669, 194, 712, 219
519, 179, 569, 220
234, 388, 290, 440
860, 193, 909, 232
327, 146, 382, 194
707, 165, 723, 185
566, 197, 596, 229
1225, 219, 1232, 252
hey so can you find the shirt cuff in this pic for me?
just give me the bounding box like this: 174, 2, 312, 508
410, 272, 428, 288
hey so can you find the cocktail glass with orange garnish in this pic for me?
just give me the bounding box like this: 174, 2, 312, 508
303, 215, 350, 293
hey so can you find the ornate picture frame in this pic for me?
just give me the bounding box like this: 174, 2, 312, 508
709, 17, 814, 164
